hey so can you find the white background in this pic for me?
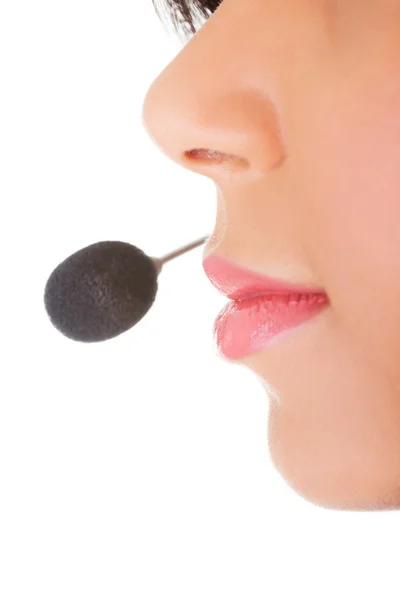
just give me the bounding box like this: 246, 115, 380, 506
1, 1, 399, 598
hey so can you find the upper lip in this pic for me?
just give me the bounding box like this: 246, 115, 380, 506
202, 254, 328, 300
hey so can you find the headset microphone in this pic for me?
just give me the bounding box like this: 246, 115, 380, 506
43, 235, 209, 343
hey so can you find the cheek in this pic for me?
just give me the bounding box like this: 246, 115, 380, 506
261, 74, 400, 511
302, 80, 400, 379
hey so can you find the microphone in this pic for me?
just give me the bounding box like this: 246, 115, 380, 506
43, 235, 209, 343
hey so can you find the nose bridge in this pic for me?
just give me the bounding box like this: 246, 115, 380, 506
141, 0, 288, 180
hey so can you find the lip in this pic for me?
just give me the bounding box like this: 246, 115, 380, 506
202, 255, 330, 360
202, 255, 327, 299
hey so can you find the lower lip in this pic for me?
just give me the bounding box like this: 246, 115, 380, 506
213, 292, 329, 360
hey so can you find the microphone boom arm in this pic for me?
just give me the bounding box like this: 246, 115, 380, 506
152, 235, 210, 274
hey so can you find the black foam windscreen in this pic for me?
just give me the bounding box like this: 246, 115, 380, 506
44, 241, 159, 342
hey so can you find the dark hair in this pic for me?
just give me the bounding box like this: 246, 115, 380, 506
151, 0, 222, 43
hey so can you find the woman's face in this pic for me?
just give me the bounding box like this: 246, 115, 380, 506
141, 0, 400, 511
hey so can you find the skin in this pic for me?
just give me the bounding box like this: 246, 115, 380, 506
141, 0, 400, 511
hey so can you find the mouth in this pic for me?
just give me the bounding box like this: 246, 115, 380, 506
202, 255, 330, 361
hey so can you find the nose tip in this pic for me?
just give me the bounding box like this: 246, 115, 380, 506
141, 57, 286, 180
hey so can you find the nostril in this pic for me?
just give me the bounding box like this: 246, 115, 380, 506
184, 148, 249, 169
185, 148, 225, 162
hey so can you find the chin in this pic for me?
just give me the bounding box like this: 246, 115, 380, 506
275, 470, 400, 512
267, 408, 400, 512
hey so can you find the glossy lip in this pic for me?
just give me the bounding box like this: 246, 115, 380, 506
202, 254, 328, 300
212, 293, 329, 361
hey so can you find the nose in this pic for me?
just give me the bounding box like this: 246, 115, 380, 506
141, 0, 287, 185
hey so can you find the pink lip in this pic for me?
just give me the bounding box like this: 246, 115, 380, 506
202, 255, 330, 360
202, 255, 327, 299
